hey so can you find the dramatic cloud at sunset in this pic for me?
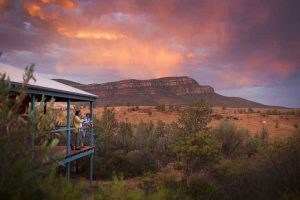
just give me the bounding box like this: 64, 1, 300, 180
0, 0, 299, 107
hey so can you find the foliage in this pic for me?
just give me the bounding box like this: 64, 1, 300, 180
266, 109, 279, 115
275, 120, 279, 128
96, 174, 219, 200
0, 66, 82, 199
155, 103, 166, 112
213, 133, 300, 200
248, 107, 254, 113
212, 119, 253, 158
178, 98, 212, 136
260, 124, 269, 142
100, 107, 118, 135
116, 121, 134, 150
173, 131, 221, 177
294, 121, 299, 129
95, 176, 145, 200
93, 112, 182, 178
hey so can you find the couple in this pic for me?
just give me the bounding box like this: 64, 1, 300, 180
73, 110, 92, 150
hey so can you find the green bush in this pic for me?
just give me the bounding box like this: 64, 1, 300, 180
172, 131, 221, 177
126, 150, 158, 176
178, 98, 212, 136
212, 119, 252, 158
213, 133, 300, 200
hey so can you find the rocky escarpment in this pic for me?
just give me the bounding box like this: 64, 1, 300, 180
84, 77, 213, 98
54, 76, 214, 98
53, 77, 270, 108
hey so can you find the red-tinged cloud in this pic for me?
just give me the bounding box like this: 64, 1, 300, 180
0, 0, 299, 91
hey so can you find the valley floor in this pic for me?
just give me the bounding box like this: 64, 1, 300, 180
78, 106, 300, 138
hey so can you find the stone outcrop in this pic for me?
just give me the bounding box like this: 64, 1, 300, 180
53, 77, 271, 108
54, 76, 214, 98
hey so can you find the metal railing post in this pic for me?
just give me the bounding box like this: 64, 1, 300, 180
66, 99, 71, 181
89, 101, 94, 146
89, 101, 94, 186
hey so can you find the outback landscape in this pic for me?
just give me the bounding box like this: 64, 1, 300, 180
84, 106, 299, 138
1, 0, 300, 200
56, 76, 299, 138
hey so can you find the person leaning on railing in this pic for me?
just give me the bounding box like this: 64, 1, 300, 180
82, 113, 92, 147
73, 110, 83, 150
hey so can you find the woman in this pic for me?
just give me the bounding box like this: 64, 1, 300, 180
73, 110, 83, 150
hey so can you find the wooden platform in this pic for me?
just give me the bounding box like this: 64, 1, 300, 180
52, 145, 94, 158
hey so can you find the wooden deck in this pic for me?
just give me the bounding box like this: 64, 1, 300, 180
52, 145, 94, 158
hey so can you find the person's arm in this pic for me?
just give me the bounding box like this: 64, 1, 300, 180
75, 116, 83, 123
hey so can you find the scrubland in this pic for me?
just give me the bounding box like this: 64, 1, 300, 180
2, 68, 300, 199
78, 105, 299, 138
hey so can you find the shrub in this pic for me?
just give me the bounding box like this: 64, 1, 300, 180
248, 107, 254, 113
100, 107, 118, 135
260, 124, 269, 142
157, 175, 219, 200
275, 120, 279, 128
212, 119, 251, 158
116, 121, 134, 150
212, 114, 223, 120
172, 131, 221, 177
178, 98, 212, 136
95, 176, 145, 200
214, 133, 300, 200
294, 122, 299, 130
126, 150, 158, 176
156, 104, 166, 112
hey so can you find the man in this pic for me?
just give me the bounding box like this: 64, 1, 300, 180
81, 113, 92, 147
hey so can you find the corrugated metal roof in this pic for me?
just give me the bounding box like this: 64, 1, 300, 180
0, 63, 98, 100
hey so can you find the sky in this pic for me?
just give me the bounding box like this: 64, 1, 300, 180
0, 0, 299, 107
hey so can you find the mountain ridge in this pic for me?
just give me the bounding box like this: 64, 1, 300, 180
53, 77, 278, 108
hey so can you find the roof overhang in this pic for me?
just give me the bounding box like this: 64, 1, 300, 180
10, 82, 98, 102
1, 63, 98, 102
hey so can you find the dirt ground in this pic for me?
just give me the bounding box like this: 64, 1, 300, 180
74, 106, 300, 138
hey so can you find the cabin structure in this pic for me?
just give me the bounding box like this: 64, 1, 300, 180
0, 63, 98, 185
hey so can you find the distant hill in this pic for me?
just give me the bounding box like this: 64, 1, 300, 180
53, 77, 276, 108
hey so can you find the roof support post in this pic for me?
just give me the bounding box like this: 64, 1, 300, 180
30, 94, 36, 159
66, 99, 71, 181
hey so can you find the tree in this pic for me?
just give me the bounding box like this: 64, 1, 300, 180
178, 98, 212, 136
173, 131, 220, 178
117, 121, 134, 150
100, 107, 118, 135
212, 119, 251, 158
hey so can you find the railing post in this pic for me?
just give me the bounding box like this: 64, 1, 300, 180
89, 101, 94, 187
66, 99, 71, 181
89, 101, 94, 146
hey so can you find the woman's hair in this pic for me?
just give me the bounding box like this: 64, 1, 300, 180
75, 110, 81, 116
86, 113, 90, 117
